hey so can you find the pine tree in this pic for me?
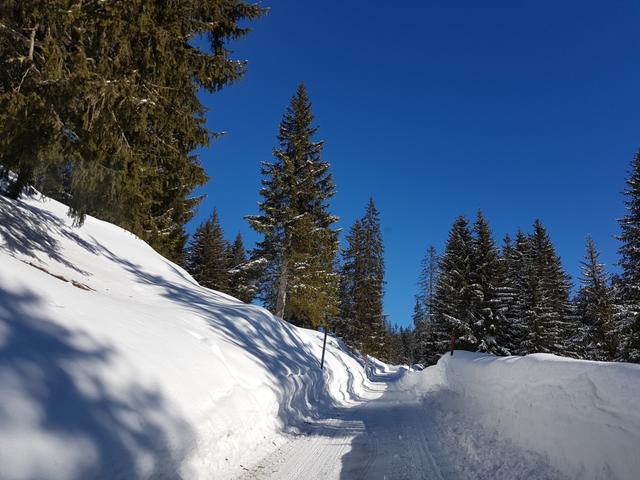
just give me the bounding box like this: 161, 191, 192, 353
185, 209, 229, 292
412, 299, 427, 356
338, 219, 363, 346
247, 84, 339, 329
520, 220, 573, 355
433, 216, 479, 351
338, 199, 386, 357
498, 232, 527, 353
358, 199, 387, 356
417, 246, 440, 315
617, 150, 640, 362
227, 233, 257, 303
0, 1, 77, 199
413, 245, 444, 364
472, 211, 508, 354
576, 236, 617, 360
0, 1, 265, 262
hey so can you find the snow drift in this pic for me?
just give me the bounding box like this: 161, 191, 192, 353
407, 351, 640, 480
0, 192, 378, 480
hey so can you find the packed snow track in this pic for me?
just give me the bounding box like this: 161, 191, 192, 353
238, 368, 566, 480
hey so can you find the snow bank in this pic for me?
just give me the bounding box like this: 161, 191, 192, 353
0, 192, 380, 480
409, 351, 640, 480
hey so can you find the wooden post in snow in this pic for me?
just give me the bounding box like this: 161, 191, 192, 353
320, 328, 328, 369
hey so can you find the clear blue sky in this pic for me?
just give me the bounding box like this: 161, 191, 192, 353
188, 0, 640, 328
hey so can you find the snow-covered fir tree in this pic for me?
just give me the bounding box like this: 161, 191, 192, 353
617, 150, 640, 362
433, 215, 479, 351
472, 211, 508, 354
337, 219, 362, 345
519, 220, 573, 355
338, 199, 386, 357
497, 232, 528, 354
226, 233, 257, 304
576, 236, 617, 360
185, 209, 230, 292
247, 84, 339, 328
413, 245, 445, 365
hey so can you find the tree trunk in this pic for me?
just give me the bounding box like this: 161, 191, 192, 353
6, 163, 33, 199
275, 256, 288, 319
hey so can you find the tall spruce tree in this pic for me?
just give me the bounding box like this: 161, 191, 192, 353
227, 233, 257, 304
520, 220, 573, 355
185, 209, 229, 292
433, 215, 479, 351
472, 211, 508, 354
577, 236, 617, 360
247, 84, 339, 328
338, 199, 386, 356
338, 219, 363, 345
413, 245, 444, 364
617, 150, 640, 362
0, 1, 265, 262
417, 246, 440, 315
498, 232, 528, 353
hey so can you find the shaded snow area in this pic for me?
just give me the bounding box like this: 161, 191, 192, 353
0, 192, 375, 480
2, 192, 639, 480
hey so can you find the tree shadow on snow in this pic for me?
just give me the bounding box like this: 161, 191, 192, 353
87, 237, 359, 430
0, 195, 96, 275
0, 287, 194, 480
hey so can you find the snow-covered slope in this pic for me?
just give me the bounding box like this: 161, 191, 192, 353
0, 192, 379, 480
404, 351, 640, 480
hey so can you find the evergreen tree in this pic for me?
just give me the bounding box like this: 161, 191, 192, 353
412, 299, 427, 356
498, 232, 528, 353
520, 220, 573, 355
576, 236, 617, 360
0, 1, 265, 262
185, 209, 229, 292
433, 215, 479, 351
384, 323, 402, 364
417, 246, 440, 316
617, 150, 640, 362
248, 84, 339, 329
358, 199, 386, 356
338, 199, 386, 357
0, 1, 78, 198
338, 219, 363, 346
227, 233, 257, 303
385, 324, 416, 365
413, 245, 444, 364
401, 327, 416, 365
472, 211, 508, 354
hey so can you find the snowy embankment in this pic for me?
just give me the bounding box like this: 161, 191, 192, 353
0, 192, 378, 480
404, 351, 640, 480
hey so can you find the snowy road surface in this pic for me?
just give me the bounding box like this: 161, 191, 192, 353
238, 370, 566, 480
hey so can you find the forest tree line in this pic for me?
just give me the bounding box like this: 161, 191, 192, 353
2, 2, 638, 366
183, 84, 640, 366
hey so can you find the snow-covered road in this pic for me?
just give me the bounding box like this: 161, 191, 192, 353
238, 370, 566, 480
